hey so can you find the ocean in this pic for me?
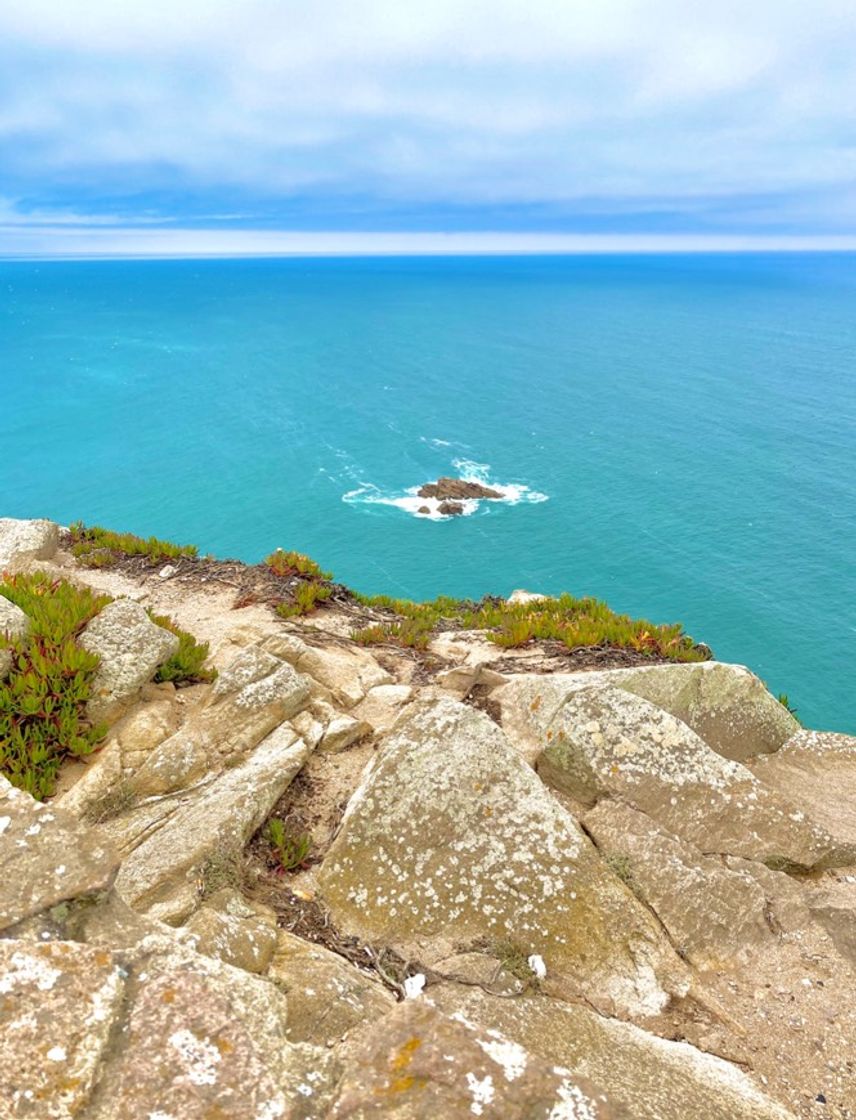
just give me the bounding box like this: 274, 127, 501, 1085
1, 253, 854, 732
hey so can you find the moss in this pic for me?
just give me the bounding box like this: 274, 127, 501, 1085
0, 572, 112, 800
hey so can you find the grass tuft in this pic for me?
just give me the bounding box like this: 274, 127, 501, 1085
265, 817, 313, 873
266, 548, 335, 618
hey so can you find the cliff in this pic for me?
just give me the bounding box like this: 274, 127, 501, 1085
0, 516, 854, 1120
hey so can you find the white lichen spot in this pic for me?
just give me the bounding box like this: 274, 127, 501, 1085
403, 973, 426, 999
0, 951, 62, 994
0, 816, 11, 835
466, 1072, 495, 1115
476, 1036, 528, 1082
168, 1029, 222, 1086
527, 954, 547, 979
548, 1079, 598, 1119
46, 1046, 67, 1062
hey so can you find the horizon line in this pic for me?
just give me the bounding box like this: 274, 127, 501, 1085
3, 229, 856, 260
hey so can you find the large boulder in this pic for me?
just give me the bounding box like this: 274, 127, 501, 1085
0, 776, 119, 935
538, 685, 854, 870
128, 646, 311, 796
582, 800, 773, 969
319, 698, 690, 1020
428, 988, 796, 1120
294, 643, 393, 708
79, 599, 180, 724
268, 929, 396, 1046
328, 999, 621, 1119
109, 726, 312, 923
0, 594, 30, 679
748, 730, 856, 849
182, 888, 279, 974
493, 662, 799, 764
0, 517, 59, 570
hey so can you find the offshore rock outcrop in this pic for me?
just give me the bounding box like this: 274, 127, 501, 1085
1, 516, 855, 1119
417, 476, 503, 501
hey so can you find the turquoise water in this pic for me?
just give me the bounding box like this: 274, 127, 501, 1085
1, 254, 855, 732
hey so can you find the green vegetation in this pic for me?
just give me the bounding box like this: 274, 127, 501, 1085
265, 817, 313, 872
265, 548, 335, 618
777, 692, 802, 724
69, 521, 198, 568
0, 572, 111, 800
147, 611, 217, 685
350, 591, 705, 661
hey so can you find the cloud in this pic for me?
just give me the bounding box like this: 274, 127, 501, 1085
2, 1, 856, 238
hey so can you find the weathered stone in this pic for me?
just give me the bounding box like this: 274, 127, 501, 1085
353, 684, 415, 734
0, 939, 126, 1120
110, 727, 311, 923
428, 988, 795, 1120
539, 686, 853, 869
494, 662, 799, 765
296, 643, 393, 708
417, 476, 503, 500
79, 599, 180, 724
722, 856, 813, 933
748, 730, 856, 848
320, 714, 371, 753
183, 890, 279, 974
319, 698, 689, 1019
328, 999, 621, 1119
0, 777, 119, 933
804, 879, 856, 965
507, 588, 549, 605
86, 932, 335, 1120
129, 647, 311, 796
0, 594, 29, 678
0, 517, 59, 570
583, 800, 772, 968
268, 929, 396, 1045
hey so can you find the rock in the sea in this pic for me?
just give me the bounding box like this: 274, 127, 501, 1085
319, 697, 689, 1019
79, 599, 180, 724
0, 516, 59, 570
328, 1000, 621, 1119
417, 476, 503, 500
437, 499, 465, 515
539, 685, 853, 869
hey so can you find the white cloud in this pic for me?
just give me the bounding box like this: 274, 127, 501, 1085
1, 1, 856, 228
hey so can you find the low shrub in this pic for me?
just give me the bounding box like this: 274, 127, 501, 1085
275, 581, 333, 619
0, 572, 112, 800
69, 522, 198, 567
266, 548, 335, 619
350, 590, 705, 662
147, 612, 217, 685
265, 549, 331, 581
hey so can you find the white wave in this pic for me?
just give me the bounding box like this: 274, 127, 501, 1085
342, 460, 549, 520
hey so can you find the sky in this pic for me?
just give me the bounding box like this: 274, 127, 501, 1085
2, 0, 856, 255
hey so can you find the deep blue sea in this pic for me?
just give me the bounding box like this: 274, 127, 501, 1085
1, 253, 854, 731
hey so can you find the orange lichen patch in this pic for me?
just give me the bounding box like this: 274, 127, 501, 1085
160, 987, 177, 1004
215, 1037, 234, 1056
546, 730, 554, 741
530, 695, 542, 711
94, 951, 111, 968
390, 1036, 422, 1072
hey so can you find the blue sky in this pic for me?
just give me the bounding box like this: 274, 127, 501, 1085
2, 1, 856, 254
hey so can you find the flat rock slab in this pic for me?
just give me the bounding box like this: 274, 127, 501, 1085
748, 730, 856, 849
0, 939, 126, 1120
0, 517, 59, 570
113, 727, 312, 923
539, 686, 853, 870
428, 988, 796, 1120
268, 929, 396, 1046
582, 800, 772, 969
319, 697, 689, 1020
80, 599, 180, 724
0, 777, 119, 933
328, 999, 621, 1119
493, 661, 798, 765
